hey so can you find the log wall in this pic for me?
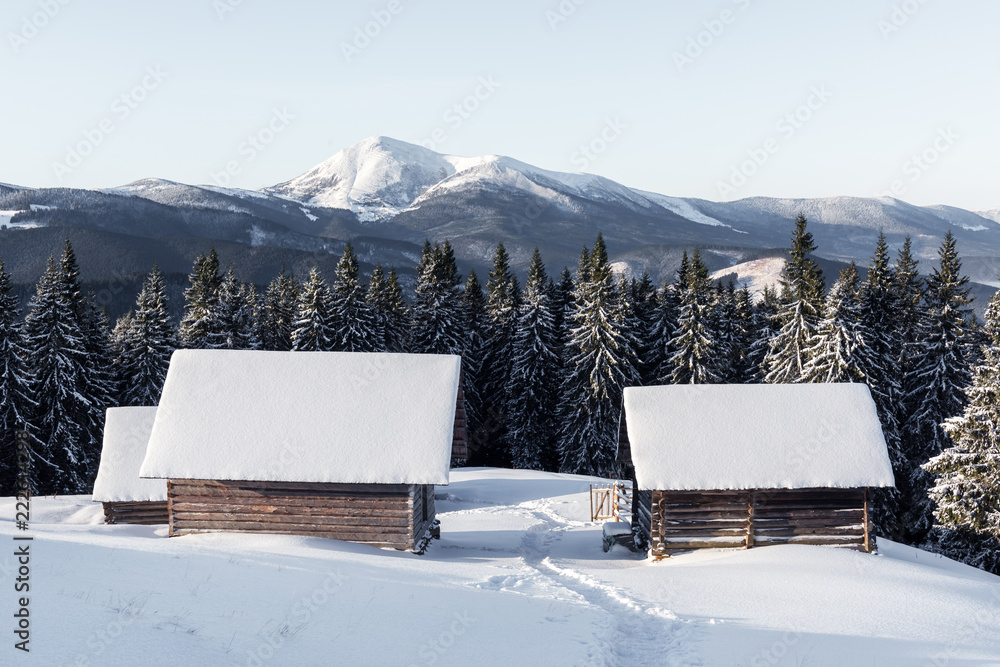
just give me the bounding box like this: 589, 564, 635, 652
452, 379, 468, 466
649, 488, 874, 559
103, 501, 169, 525
167, 480, 435, 550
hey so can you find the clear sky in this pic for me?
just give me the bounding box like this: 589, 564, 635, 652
2, 0, 997, 209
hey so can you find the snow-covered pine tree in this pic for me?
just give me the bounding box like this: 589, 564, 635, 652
291, 268, 335, 352
22, 250, 93, 493
178, 249, 225, 349
120, 264, 176, 405
730, 284, 756, 383
479, 243, 520, 466
853, 234, 907, 536
801, 264, 865, 383
330, 243, 377, 352
507, 248, 562, 470
894, 237, 924, 423
630, 272, 658, 386
80, 299, 117, 471
668, 248, 721, 384
460, 270, 489, 465
558, 235, 638, 476
646, 279, 680, 386
262, 268, 299, 351
920, 291, 1000, 573
365, 264, 390, 353
0, 260, 38, 495
217, 266, 259, 350
384, 268, 409, 352
409, 241, 465, 355
764, 214, 825, 383
710, 282, 741, 383
903, 231, 975, 543
746, 284, 779, 382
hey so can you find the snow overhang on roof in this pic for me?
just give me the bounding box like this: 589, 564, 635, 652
623, 383, 895, 491
139, 350, 461, 486
92, 407, 166, 502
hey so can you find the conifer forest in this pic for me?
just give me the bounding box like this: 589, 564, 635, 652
0, 216, 997, 574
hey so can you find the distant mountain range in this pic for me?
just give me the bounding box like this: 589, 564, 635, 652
1, 135, 998, 318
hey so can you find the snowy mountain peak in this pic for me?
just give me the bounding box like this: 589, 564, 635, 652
264, 136, 734, 228
266, 136, 465, 221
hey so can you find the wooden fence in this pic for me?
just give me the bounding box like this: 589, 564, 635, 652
590, 482, 632, 522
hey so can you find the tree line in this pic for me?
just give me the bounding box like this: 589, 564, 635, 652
0, 215, 996, 573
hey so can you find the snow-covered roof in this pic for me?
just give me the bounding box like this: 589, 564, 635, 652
623, 384, 895, 490
139, 350, 462, 485
92, 407, 166, 502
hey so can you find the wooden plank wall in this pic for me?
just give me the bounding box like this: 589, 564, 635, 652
103, 501, 169, 525
167, 480, 427, 550
650, 488, 873, 559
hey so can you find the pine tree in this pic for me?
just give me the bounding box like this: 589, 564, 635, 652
330, 243, 377, 352
460, 270, 489, 464
668, 249, 721, 384
119, 265, 176, 405
730, 284, 756, 383
409, 241, 465, 355
856, 234, 906, 536
559, 235, 638, 476
179, 249, 225, 349
801, 264, 865, 383
22, 249, 93, 493
507, 249, 561, 470
764, 215, 825, 383
217, 266, 259, 350
262, 268, 299, 351
647, 280, 680, 386
903, 231, 974, 542
747, 284, 780, 382
630, 273, 659, 386
895, 237, 924, 425
0, 260, 38, 495
478, 243, 520, 465
923, 289, 1000, 574
291, 268, 334, 352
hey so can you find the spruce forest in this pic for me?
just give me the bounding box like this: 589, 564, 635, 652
0, 215, 997, 574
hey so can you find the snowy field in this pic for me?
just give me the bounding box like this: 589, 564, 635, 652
1, 468, 998, 666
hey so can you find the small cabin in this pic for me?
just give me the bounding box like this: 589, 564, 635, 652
92, 407, 168, 525
621, 383, 895, 559
139, 349, 465, 551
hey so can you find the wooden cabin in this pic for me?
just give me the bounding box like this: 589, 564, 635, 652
92, 407, 169, 525
620, 383, 895, 559
139, 350, 464, 551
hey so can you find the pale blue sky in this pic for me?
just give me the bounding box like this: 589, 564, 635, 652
2, 0, 997, 209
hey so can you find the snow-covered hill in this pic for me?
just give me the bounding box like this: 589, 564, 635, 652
3, 468, 997, 666
710, 256, 786, 298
